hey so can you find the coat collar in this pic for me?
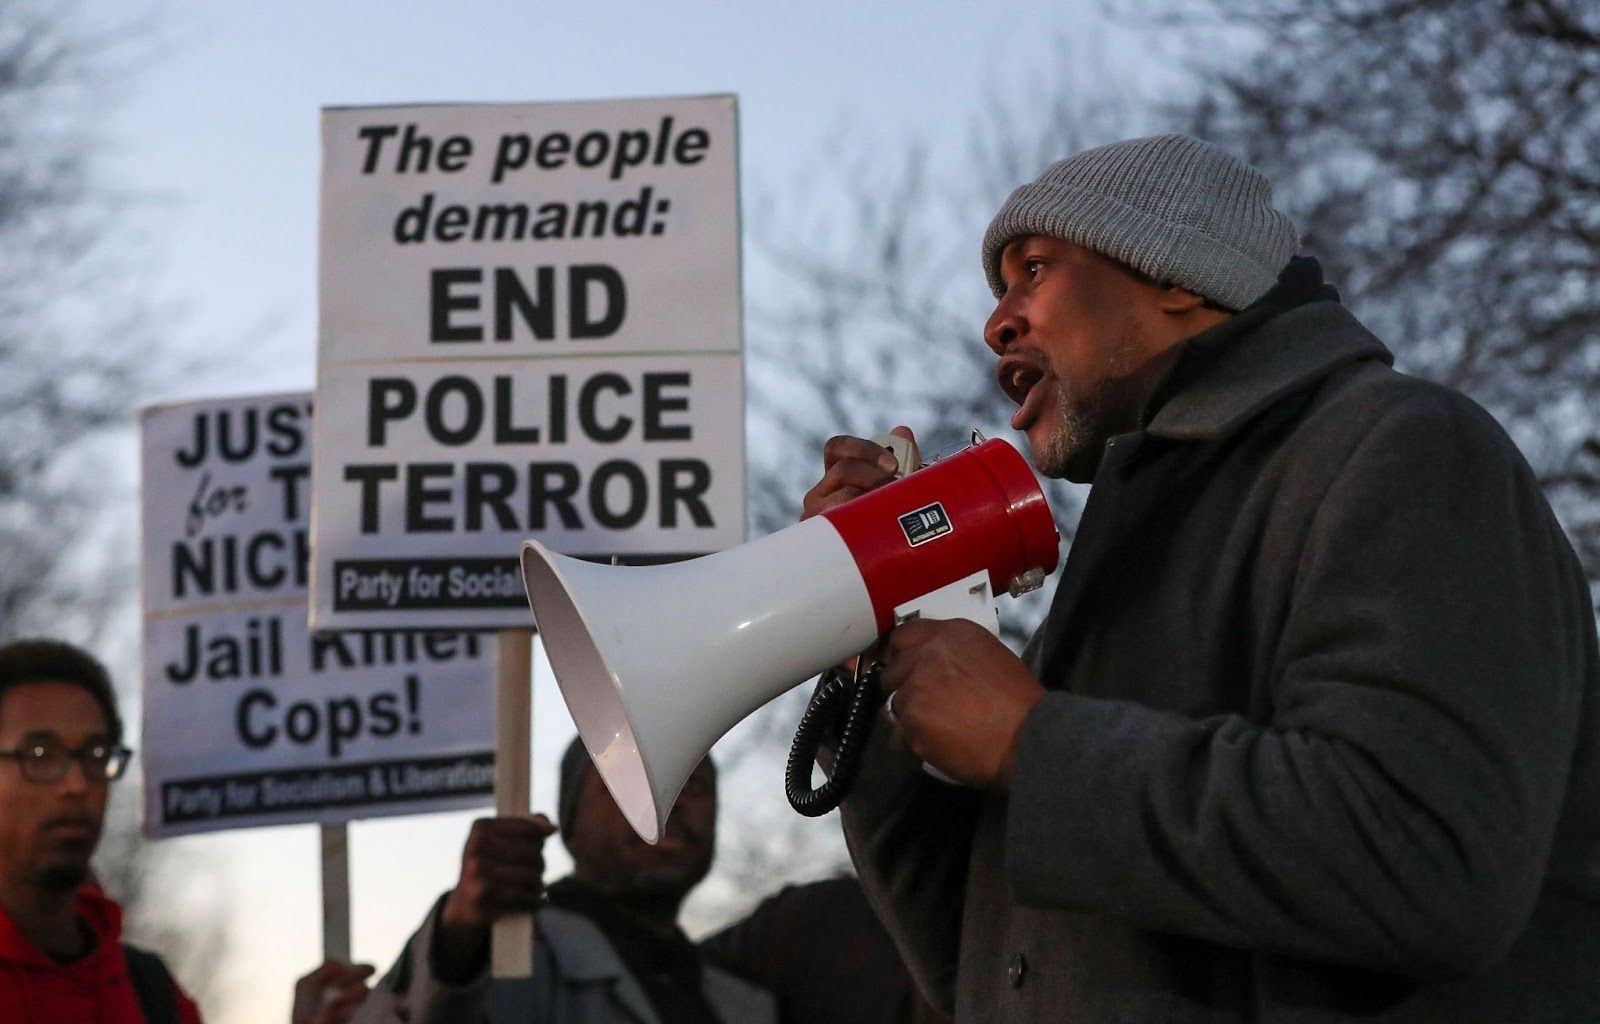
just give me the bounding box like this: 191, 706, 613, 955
539, 905, 631, 982
538, 905, 662, 1024
1143, 300, 1393, 442
1029, 291, 1393, 691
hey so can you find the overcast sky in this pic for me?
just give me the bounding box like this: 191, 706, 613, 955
76, 2, 1162, 1020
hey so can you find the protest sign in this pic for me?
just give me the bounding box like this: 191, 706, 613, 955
310, 95, 745, 631
141, 392, 495, 837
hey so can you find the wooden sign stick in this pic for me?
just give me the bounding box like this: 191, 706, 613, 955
320, 821, 351, 963
490, 629, 535, 988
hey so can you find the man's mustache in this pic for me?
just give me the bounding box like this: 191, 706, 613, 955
41, 814, 98, 829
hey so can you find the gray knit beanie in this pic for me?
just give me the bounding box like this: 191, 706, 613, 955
981, 134, 1299, 311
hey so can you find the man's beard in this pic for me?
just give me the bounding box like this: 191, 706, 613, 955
36, 862, 89, 892
593, 853, 711, 917
1032, 382, 1104, 482
620, 849, 712, 901
1030, 328, 1147, 482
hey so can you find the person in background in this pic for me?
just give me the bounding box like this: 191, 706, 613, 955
355, 738, 775, 1023
0, 638, 203, 1024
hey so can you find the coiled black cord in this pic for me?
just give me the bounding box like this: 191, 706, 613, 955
786, 660, 884, 816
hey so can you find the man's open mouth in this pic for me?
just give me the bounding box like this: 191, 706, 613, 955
998, 354, 1048, 430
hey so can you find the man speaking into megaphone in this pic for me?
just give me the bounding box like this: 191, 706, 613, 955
801, 134, 1600, 1024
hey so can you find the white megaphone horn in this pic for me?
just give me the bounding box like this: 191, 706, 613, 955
519, 438, 1060, 843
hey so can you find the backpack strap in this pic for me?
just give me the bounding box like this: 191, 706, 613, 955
124, 944, 180, 1024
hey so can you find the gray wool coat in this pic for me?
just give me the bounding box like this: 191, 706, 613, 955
842, 298, 1600, 1023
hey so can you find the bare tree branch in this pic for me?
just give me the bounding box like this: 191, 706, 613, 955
1170, 0, 1600, 608
0, 2, 230, 1013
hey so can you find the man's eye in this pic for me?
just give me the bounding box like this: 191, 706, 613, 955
1024, 259, 1045, 277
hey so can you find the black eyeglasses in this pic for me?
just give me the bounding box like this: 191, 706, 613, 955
0, 738, 133, 783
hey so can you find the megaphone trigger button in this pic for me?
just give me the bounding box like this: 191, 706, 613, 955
871, 433, 921, 479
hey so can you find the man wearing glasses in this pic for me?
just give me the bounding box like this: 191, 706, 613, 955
0, 638, 202, 1023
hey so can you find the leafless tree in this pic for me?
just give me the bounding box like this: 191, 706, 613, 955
1164, 0, 1600, 608
0, 2, 229, 1011
715, 0, 1600, 914
0, 1, 170, 640
744, 49, 1156, 567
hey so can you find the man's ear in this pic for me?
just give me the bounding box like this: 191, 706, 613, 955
1156, 286, 1210, 315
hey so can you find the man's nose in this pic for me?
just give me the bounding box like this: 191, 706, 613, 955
984, 299, 1024, 355
55, 758, 93, 795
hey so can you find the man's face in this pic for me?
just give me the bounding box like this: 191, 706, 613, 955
0, 682, 111, 892
986, 236, 1175, 482
566, 758, 716, 905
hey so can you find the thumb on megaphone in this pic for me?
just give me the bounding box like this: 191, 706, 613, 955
875, 426, 922, 479
804, 426, 922, 520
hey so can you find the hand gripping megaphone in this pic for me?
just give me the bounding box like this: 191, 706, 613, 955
519, 438, 1060, 843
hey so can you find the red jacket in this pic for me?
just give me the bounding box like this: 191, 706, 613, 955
0, 886, 202, 1023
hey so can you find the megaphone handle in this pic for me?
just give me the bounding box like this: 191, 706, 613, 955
891, 571, 999, 786
786, 569, 1002, 815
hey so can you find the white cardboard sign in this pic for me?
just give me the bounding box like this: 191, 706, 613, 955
311, 96, 745, 630
141, 392, 495, 837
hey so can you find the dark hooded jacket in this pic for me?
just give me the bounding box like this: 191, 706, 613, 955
842, 270, 1600, 1023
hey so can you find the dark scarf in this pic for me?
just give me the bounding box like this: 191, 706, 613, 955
545, 877, 721, 1024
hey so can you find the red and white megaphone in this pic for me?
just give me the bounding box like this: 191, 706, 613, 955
519, 438, 1060, 843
